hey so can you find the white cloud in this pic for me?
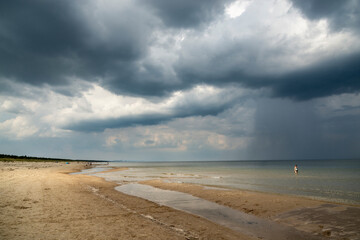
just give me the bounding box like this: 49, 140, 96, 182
104, 121, 251, 152
46, 83, 247, 129
102, 100, 256, 154
0, 81, 253, 139
0, 116, 39, 139
226, 0, 252, 18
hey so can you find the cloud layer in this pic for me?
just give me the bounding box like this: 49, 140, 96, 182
1, 0, 359, 99
1, 0, 359, 160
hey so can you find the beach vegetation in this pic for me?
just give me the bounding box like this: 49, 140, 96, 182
0, 154, 107, 163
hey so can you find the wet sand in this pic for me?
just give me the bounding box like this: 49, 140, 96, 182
1, 162, 359, 240
141, 179, 360, 239
0, 162, 252, 240
116, 183, 322, 240
96, 167, 129, 174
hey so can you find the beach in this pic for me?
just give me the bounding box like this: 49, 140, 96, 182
0, 161, 252, 240
1, 161, 359, 239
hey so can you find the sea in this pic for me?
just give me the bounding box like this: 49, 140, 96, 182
89, 159, 360, 205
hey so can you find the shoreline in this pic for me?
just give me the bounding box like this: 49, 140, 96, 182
1, 162, 359, 239
96, 166, 360, 239
93, 166, 360, 208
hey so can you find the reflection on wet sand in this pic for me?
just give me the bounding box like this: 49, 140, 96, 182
275, 204, 360, 239
116, 183, 322, 240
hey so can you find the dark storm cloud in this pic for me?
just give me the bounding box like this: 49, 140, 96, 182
248, 98, 360, 160
0, 0, 154, 95
0, 80, 15, 96
101, 62, 180, 97
271, 52, 360, 100
1, 0, 359, 101
248, 99, 322, 160
177, 49, 360, 101
142, 0, 231, 28
0, 0, 233, 98
0, 0, 86, 85
65, 109, 224, 132
66, 113, 169, 132
65, 92, 235, 132
290, 0, 360, 32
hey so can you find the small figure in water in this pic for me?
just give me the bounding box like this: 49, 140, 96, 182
294, 164, 298, 174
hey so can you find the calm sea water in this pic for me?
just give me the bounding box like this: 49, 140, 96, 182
97, 159, 360, 205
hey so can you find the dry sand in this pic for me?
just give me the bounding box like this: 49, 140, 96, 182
1, 162, 359, 240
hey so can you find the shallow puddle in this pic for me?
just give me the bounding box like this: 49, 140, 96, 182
70, 167, 110, 175
116, 183, 322, 240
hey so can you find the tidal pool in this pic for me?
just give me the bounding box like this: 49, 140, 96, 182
116, 183, 321, 240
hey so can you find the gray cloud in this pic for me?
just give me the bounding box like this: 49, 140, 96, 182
1, 0, 360, 161
270, 52, 360, 100
290, 0, 360, 32
177, 41, 360, 100
66, 113, 170, 132
248, 99, 322, 160
320, 114, 360, 159
65, 89, 237, 132
141, 0, 231, 28
247, 98, 360, 160
1, 0, 359, 101
0, 0, 155, 95
0, 0, 234, 98
0, 0, 85, 86
0, 80, 15, 96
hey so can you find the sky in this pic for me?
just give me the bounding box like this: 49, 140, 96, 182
0, 0, 360, 161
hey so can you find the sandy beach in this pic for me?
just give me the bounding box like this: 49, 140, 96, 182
0, 162, 252, 240
1, 162, 359, 240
